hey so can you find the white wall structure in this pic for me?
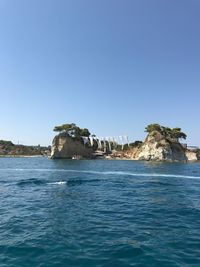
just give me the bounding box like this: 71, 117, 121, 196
81, 136, 89, 146
89, 136, 94, 147
124, 135, 129, 146
97, 138, 102, 149
119, 136, 124, 150
82, 135, 130, 151
108, 137, 112, 151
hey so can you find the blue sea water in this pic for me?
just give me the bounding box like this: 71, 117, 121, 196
0, 158, 200, 267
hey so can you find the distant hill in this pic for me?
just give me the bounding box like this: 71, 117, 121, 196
0, 140, 50, 156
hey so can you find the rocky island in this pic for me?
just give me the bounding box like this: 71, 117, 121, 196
113, 124, 200, 162
51, 123, 99, 159
51, 132, 94, 159
51, 123, 200, 162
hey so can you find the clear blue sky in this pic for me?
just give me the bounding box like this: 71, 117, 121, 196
0, 0, 200, 146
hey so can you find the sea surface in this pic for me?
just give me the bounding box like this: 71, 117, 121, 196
0, 158, 200, 267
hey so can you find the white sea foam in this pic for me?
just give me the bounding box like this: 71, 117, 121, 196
48, 181, 67, 185
0, 168, 200, 180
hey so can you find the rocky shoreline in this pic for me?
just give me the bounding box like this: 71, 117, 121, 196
51, 124, 200, 162
0, 140, 51, 157
0, 155, 47, 158
1, 124, 199, 162
111, 131, 200, 162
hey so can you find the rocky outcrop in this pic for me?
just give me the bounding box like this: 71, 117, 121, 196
185, 149, 200, 161
112, 147, 140, 160
135, 131, 187, 162
113, 131, 188, 162
51, 130, 200, 162
51, 133, 93, 159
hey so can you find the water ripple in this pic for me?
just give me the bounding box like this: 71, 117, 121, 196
0, 158, 200, 266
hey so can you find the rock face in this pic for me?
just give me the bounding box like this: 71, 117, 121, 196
51, 131, 200, 162
135, 131, 187, 162
51, 133, 93, 159
116, 131, 188, 162
185, 149, 200, 161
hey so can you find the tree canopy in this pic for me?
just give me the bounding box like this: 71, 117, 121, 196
145, 124, 187, 140
53, 123, 91, 138
0, 140, 14, 146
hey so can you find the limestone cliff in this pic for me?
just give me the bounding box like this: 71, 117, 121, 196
51, 128, 199, 162
51, 133, 93, 159
135, 131, 187, 162
113, 131, 188, 162
185, 149, 200, 161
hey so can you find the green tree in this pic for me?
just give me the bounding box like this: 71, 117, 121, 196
145, 124, 187, 141
171, 128, 187, 140
129, 141, 143, 147
54, 123, 75, 133
53, 123, 91, 138
80, 128, 91, 137
145, 124, 162, 133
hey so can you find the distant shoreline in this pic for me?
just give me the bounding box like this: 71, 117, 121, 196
0, 155, 48, 158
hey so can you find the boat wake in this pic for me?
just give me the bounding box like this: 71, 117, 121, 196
0, 168, 200, 180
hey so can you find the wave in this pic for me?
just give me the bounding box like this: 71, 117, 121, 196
0, 168, 200, 180
48, 181, 67, 185
17, 178, 46, 186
